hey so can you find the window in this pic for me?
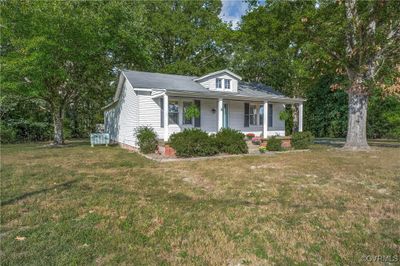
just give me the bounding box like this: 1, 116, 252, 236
168, 100, 179, 124
216, 78, 222, 89
224, 79, 231, 89
183, 102, 192, 125
259, 105, 264, 125
268, 104, 273, 127
249, 104, 257, 125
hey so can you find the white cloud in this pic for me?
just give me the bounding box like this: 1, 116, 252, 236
219, 0, 249, 29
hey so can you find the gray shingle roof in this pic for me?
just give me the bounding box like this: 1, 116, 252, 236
123, 70, 206, 92
122, 70, 297, 101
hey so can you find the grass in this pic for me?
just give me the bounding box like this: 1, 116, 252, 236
1, 141, 399, 265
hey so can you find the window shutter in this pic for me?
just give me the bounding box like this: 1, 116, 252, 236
160, 98, 164, 128
194, 100, 201, 127
244, 103, 249, 127
268, 104, 273, 127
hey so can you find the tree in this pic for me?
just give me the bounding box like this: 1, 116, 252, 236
305, 0, 400, 149
1, 1, 149, 144
142, 0, 231, 75
234, 1, 315, 133
237, 0, 399, 148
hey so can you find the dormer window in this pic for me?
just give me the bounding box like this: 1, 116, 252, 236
216, 78, 222, 89
224, 79, 231, 89
195, 70, 241, 92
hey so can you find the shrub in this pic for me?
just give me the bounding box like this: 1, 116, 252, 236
169, 128, 218, 157
292, 131, 314, 149
10, 120, 52, 141
134, 126, 158, 154
215, 128, 248, 154
266, 136, 282, 151
0, 123, 17, 143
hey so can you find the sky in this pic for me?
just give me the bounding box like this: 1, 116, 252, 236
220, 0, 265, 29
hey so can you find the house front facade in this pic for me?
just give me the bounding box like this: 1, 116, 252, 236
104, 69, 304, 148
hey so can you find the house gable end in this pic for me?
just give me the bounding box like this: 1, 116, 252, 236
194, 70, 241, 93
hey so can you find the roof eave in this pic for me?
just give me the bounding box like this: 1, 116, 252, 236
166, 90, 305, 103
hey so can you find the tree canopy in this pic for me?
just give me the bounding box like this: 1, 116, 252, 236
1, 0, 399, 145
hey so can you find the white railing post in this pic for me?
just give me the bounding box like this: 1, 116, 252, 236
163, 94, 169, 141
263, 101, 269, 138
217, 98, 223, 131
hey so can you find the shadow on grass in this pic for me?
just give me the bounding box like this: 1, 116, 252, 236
1, 179, 80, 206
314, 138, 400, 148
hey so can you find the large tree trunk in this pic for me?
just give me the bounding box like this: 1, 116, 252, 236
344, 91, 369, 149
52, 106, 64, 145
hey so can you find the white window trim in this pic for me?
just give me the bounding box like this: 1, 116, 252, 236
224, 79, 231, 89
249, 104, 257, 126
246, 102, 268, 127
216, 78, 222, 89
168, 100, 179, 125
215, 78, 233, 91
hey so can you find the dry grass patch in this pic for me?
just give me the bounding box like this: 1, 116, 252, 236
1, 142, 399, 265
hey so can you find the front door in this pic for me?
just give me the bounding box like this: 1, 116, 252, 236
223, 103, 229, 128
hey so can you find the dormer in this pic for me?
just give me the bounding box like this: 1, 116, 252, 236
194, 69, 242, 93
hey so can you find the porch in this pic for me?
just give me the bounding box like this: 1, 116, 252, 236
160, 94, 303, 141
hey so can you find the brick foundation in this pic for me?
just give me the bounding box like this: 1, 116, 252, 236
164, 144, 176, 157
281, 138, 291, 148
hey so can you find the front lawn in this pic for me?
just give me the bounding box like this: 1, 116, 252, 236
1, 142, 399, 265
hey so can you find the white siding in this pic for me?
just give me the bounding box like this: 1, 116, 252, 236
105, 88, 287, 145
136, 96, 220, 140
134, 96, 286, 139
104, 80, 139, 147
225, 100, 285, 137
198, 73, 239, 92
104, 108, 117, 140
137, 91, 164, 138
200, 99, 218, 133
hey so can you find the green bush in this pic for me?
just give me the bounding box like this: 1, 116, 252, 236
215, 128, 248, 154
169, 128, 218, 157
266, 136, 282, 151
292, 131, 314, 149
10, 120, 52, 141
134, 126, 158, 154
0, 123, 17, 143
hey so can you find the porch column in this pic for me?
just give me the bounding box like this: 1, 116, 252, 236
163, 94, 169, 141
298, 102, 303, 132
178, 98, 183, 126
263, 101, 269, 138
217, 98, 223, 131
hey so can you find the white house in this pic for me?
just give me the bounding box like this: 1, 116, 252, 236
103, 69, 304, 148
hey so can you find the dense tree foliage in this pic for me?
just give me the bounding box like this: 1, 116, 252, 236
1, 1, 149, 144
1, 0, 230, 144
236, 0, 400, 144
1, 0, 399, 144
